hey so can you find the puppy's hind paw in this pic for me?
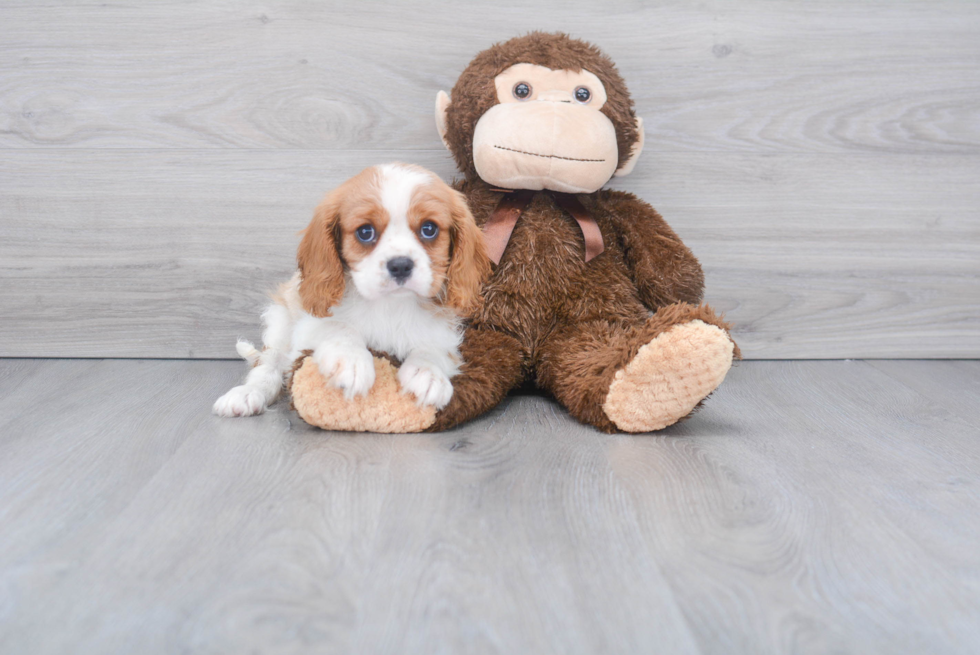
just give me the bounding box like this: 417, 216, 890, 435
213, 385, 268, 417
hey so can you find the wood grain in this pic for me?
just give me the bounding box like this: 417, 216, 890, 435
611, 360, 980, 654
1, 359, 978, 653
1, 149, 977, 358
1, 1, 978, 359
0, 1, 977, 154
866, 360, 980, 424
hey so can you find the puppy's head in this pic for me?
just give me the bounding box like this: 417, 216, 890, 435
297, 163, 491, 318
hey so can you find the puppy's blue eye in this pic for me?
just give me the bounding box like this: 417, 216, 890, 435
355, 225, 376, 243
419, 221, 439, 240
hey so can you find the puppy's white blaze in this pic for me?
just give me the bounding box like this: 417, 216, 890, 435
348, 164, 438, 300
378, 163, 432, 222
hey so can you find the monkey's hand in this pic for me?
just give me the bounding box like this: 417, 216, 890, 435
602, 190, 705, 310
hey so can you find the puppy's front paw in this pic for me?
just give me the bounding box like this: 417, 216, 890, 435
313, 346, 376, 399
213, 385, 268, 417
398, 361, 454, 409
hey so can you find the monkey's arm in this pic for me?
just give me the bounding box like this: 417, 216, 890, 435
599, 190, 705, 309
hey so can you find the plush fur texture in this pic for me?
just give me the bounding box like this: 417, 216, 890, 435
428, 185, 738, 433
429, 33, 738, 433
444, 32, 639, 179
213, 163, 490, 419
603, 320, 735, 432
291, 355, 436, 432
467, 62, 626, 193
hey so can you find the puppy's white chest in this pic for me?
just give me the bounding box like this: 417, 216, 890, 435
338, 293, 459, 359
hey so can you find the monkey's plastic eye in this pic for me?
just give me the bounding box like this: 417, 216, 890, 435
419, 221, 439, 240
574, 86, 592, 103
513, 82, 532, 100
355, 224, 376, 243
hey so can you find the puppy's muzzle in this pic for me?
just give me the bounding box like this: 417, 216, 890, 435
386, 257, 414, 284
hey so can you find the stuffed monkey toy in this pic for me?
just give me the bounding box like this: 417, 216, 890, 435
291, 32, 738, 433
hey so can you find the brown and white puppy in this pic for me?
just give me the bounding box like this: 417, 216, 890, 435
213, 163, 490, 417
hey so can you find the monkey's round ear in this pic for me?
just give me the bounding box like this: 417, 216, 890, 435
614, 116, 645, 178
435, 90, 451, 151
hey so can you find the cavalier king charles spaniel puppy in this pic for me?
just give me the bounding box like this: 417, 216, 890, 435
213, 163, 490, 417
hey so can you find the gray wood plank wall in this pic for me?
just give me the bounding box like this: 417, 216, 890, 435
1, 1, 978, 359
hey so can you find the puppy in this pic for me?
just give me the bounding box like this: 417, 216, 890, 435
213, 163, 490, 417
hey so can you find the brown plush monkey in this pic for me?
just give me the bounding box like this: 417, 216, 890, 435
292, 32, 737, 433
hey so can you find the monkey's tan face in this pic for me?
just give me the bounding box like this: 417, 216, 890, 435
470, 63, 624, 193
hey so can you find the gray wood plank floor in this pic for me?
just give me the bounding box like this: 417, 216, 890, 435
2, 1, 979, 359
1, 359, 977, 654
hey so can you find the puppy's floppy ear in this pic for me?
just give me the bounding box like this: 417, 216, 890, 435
443, 189, 491, 316
297, 190, 345, 317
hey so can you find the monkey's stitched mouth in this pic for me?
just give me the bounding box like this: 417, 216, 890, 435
493, 145, 605, 163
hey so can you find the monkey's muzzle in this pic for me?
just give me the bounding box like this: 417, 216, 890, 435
472, 101, 619, 194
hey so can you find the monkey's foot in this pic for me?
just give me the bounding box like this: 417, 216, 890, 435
602, 320, 734, 432
291, 356, 435, 433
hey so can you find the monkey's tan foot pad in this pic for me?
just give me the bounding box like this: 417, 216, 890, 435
291, 356, 435, 433
603, 320, 734, 432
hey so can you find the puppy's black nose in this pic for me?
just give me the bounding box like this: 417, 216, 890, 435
386, 257, 414, 283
